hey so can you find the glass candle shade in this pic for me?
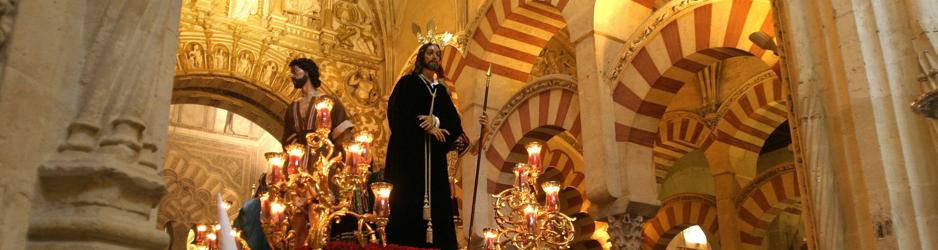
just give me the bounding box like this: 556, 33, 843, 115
315, 98, 334, 134
483, 228, 498, 250
371, 182, 393, 217
542, 181, 561, 212
265, 152, 285, 184
523, 204, 538, 234
285, 143, 305, 175
270, 201, 287, 225
347, 143, 364, 175
525, 142, 542, 173
354, 132, 373, 165
514, 163, 528, 188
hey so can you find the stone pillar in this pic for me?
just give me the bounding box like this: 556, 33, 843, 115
712, 172, 741, 250
605, 212, 647, 250
0, 0, 181, 249
780, 0, 938, 248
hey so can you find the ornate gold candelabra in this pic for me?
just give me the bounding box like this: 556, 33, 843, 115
189, 223, 249, 250
260, 98, 393, 249
483, 142, 575, 250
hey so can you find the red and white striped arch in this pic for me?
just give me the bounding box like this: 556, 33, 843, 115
613, 0, 778, 148
483, 86, 581, 194
642, 194, 720, 250
736, 164, 800, 249
714, 77, 787, 152
652, 112, 713, 182
446, 0, 567, 88
542, 148, 586, 191
710, 71, 788, 177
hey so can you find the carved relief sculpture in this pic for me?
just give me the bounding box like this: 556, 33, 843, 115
333, 0, 377, 55
284, 0, 322, 27
213, 45, 230, 70
188, 43, 206, 69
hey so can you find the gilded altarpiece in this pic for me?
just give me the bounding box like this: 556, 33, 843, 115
174, 0, 391, 170
167, 0, 394, 237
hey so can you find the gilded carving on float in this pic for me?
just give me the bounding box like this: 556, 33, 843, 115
174, 0, 390, 168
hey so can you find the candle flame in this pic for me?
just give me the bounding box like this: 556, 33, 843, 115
286, 144, 305, 157
265, 152, 285, 166
355, 132, 373, 143
542, 181, 561, 194
197, 225, 207, 232
348, 143, 363, 154
371, 182, 393, 198
526, 142, 542, 155
484, 229, 498, 239
523, 204, 537, 214
315, 98, 334, 111
271, 202, 286, 213
207, 233, 217, 241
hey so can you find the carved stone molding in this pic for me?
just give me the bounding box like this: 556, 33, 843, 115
608, 0, 712, 80
607, 213, 646, 250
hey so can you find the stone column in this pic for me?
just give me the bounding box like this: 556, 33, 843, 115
781, 0, 938, 248
605, 212, 648, 250
562, 0, 624, 209
712, 172, 741, 250
0, 0, 181, 249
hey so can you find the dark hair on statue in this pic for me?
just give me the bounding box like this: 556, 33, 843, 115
289, 58, 322, 88
412, 43, 445, 80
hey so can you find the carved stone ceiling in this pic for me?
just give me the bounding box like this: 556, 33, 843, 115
175, 0, 392, 167
528, 28, 576, 82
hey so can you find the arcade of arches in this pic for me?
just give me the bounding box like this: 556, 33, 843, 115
2, 0, 938, 249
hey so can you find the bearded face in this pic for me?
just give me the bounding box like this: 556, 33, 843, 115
422, 45, 442, 71
291, 66, 308, 89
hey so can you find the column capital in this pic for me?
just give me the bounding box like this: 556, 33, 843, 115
603, 201, 660, 250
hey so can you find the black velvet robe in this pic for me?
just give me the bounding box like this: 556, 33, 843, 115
385, 74, 464, 249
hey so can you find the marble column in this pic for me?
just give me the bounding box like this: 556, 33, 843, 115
781, 0, 938, 248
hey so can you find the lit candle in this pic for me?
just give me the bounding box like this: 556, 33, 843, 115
526, 142, 542, 173
207, 232, 217, 245
285, 144, 305, 175
355, 132, 373, 165
347, 143, 363, 175
371, 182, 393, 217
196, 224, 207, 243
315, 98, 334, 134
270, 201, 286, 225
542, 181, 561, 212
265, 152, 285, 184
523, 204, 538, 233
514, 163, 528, 188
483, 228, 498, 250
